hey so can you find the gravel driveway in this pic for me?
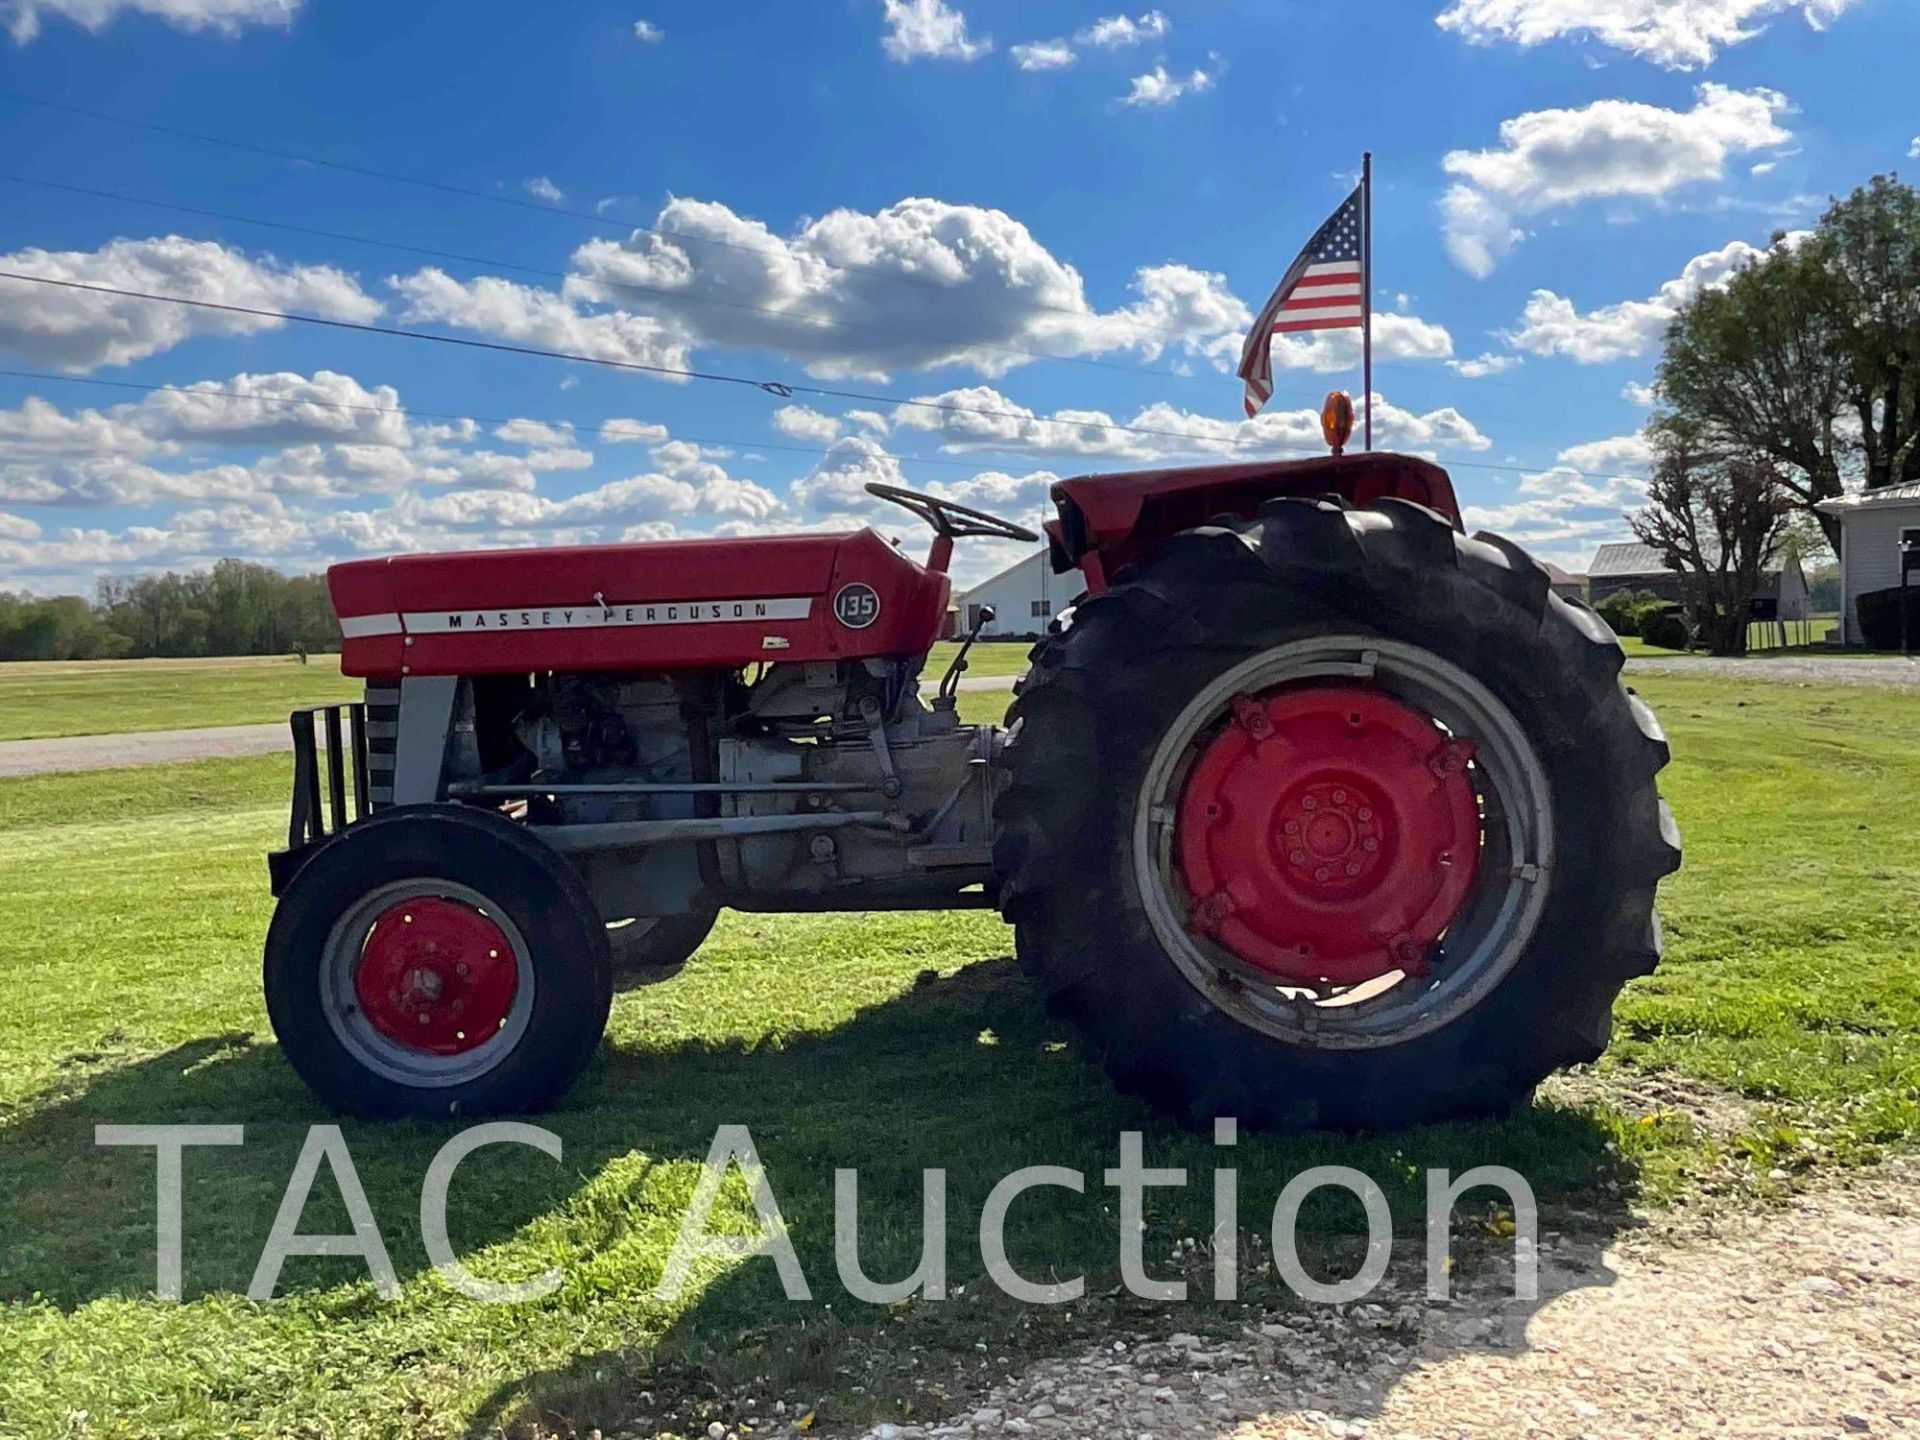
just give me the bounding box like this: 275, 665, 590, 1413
853, 1167, 1919, 1440
1625, 655, 1920, 688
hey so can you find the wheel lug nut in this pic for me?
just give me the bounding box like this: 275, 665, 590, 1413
1302, 795, 1318, 811
1332, 788, 1347, 805
1314, 866, 1331, 882
1363, 837, 1379, 852
1357, 807, 1372, 821
1345, 861, 1361, 876
1290, 849, 1307, 865
456, 963, 470, 978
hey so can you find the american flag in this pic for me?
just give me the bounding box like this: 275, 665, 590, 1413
1237, 185, 1366, 418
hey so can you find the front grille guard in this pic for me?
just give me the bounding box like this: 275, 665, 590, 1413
287, 702, 371, 848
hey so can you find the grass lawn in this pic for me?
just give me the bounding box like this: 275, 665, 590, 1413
922, 640, 1033, 680
0, 676, 1915, 1438
0, 654, 360, 742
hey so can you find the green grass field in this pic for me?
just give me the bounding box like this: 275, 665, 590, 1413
0, 651, 1041, 743
0, 676, 1916, 1438
0, 655, 360, 741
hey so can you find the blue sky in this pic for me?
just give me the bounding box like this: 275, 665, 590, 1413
0, 0, 1914, 591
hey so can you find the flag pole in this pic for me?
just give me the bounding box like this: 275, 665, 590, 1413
1361, 150, 1373, 452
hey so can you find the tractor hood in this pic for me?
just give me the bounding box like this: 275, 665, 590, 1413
328, 528, 950, 679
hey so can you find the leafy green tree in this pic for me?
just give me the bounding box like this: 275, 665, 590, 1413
1657, 175, 1920, 547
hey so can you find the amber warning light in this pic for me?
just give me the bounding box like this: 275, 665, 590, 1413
1321, 391, 1356, 454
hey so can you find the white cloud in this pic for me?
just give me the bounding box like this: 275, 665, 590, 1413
1556, 433, 1653, 474
568, 197, 1247, 381
1750, 161, 1777, 176
133, 370, 412, 447
1506, 232, 1803, 361
523, 176, 565, 204
1910, 136, 1919, 160
600, 417, 670, 444
0, 510, 40, 541
0, 395, 165, 464
1622, 380, 1659, 406
880, 0, 990, 62
790, 434, 910, 517
846, 409, 891, 434
632, 17, 663, 42
1450, 352, 1522, 378
770, 405, 844, 442
1078, 10, 1169, 46
1440, 85, 1792, 275
890, 385, 1491, 463
3, 0, 298, 44
1010, 38, 1074, 69
0, 235, 381, 371
1463, 456, 1651, 569
390, 267, 687, 371
493, 417, 575, 448
1269, 311, 1456, 372
1121, 65, 1213, 107
1435, 0, 1859, 70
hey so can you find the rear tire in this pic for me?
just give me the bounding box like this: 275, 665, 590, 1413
993, 498, 1680, 1132
264, 805, 614, 1118
606, 910, 716, 977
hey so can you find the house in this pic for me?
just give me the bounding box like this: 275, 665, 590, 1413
1584, 540, 1810, 619
953, 548, 1061, 639
1816, 482, 1920, 645
1544, 563, 1588, 602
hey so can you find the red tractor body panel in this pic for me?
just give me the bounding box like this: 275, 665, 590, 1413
1048, 452, 1461, 591
330, 528, 949, 679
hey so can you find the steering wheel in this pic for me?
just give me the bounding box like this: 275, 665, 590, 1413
864, 483, 1040, 544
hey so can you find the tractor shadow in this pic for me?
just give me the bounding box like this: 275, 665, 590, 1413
0, 959, 1642, 1438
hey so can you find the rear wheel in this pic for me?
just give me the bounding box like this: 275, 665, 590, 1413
993, 497, 1680, 1131
606, 910, 717, 977
265, 806, 613, 1117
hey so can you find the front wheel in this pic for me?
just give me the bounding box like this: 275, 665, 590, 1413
264, 805, 613, 1118
993, 497, 1681, 1131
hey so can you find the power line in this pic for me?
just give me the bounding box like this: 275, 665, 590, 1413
0, 92, 1572, 411
0, 85, 1241, 353
0, 367, 1067, 480
0, 271, 1650, 487
0, 171, 1195, 383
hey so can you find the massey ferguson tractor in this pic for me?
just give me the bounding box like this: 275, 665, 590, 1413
264, 424, 1680, 1131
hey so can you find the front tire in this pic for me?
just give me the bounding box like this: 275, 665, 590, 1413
993, 498, 1681, 1131
264, 805, 614, 1118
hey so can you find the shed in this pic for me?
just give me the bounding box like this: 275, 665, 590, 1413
952, 548, 1060, 639
1816, 482, 1920, 646
1544, 563, 1588, 602
1585, 540, 1810, 619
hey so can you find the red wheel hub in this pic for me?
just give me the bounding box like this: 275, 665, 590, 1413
353, 896, 519, 1056
1175, 683, 1481, 986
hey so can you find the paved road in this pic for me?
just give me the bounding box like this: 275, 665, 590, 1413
0, 721, 290, 777
2, 658, 1912, 778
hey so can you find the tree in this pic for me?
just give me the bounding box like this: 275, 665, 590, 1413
1657, 232, 1851, 548
1629, 426, 1793, 657
1657, 175, 1920, 548
1819, 175, 1920, 493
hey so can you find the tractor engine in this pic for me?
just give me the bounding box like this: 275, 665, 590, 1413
449, 656, 1000, 923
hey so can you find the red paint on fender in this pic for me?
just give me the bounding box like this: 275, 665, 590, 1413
330, 529, 949, 678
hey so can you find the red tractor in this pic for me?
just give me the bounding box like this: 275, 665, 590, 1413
264, 443, 1679, 1130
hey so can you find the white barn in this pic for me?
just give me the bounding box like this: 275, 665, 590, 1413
953, 549, 1062, 639
1818, 482, 1920, 645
